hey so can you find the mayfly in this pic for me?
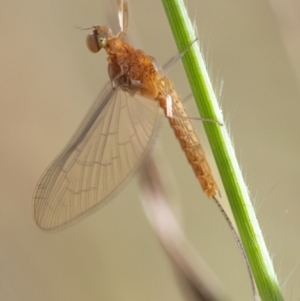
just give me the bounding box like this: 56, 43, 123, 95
32, 1, 218, 230
32, 3, 259, 297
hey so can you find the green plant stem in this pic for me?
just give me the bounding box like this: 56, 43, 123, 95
161, 0, 284, 300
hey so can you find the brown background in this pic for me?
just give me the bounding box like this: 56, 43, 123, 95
1, 0, 300, 300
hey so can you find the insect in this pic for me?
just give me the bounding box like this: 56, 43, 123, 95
32, 1, 218, 230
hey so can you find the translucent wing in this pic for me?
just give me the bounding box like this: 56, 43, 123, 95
32, 82, 159, 230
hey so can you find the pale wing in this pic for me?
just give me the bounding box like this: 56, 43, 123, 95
33, 83, 159, 230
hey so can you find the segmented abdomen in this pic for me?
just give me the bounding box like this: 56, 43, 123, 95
158, 86, 218, 198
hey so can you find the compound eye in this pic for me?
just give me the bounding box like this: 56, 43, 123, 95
86, 33, 100, 53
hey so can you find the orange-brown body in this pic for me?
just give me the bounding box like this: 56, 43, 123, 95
94, 25, 218, 198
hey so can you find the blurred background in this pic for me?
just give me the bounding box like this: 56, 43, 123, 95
1, 0, 300, 300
